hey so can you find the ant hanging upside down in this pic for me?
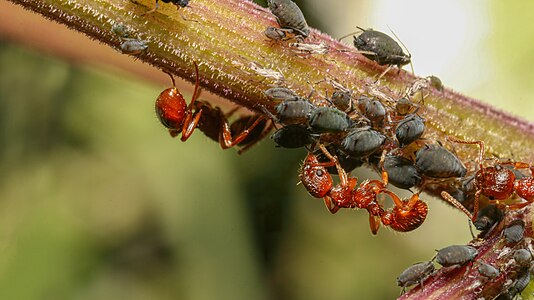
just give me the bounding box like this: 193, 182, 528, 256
299, 144, 428, 234
155, 61, 272, 154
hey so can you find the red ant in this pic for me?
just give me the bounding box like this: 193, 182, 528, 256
299, 145, 428, 234
441, 137, 534, 221
155, 62, 272, 153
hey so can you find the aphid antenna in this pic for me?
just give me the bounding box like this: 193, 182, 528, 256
467, 220, 476, 239
337, 26, 365, 41
386, 25, 415, 75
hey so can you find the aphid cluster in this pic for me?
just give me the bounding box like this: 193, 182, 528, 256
261, 78, 468, 234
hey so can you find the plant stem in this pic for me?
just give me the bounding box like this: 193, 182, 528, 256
5, 0, 534, 298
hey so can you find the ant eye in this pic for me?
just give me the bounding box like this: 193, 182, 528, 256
316, 169, 324, 177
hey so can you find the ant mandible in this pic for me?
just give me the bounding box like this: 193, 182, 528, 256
155, 62, 271, 153
441, 137, 534, 221
299, 145, 428, 234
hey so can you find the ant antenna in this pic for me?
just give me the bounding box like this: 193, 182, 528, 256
164, 71, 176, 87
386, 25, 415, 75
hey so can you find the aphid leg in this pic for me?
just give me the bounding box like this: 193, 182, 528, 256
441, 191, 474, 221
375, 65, 393, 83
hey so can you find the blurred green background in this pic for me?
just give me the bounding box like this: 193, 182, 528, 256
1, 1, 534, 299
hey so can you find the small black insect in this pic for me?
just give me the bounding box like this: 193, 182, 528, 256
351, 27, 411, 73
340, 127, 385, 158
308, 106, 351, 133
473, 204, 504, 233
264, 26, 294, 41
271, 124, 315, 148
434, 245, 478, 267
267, 0, 309, 38
504, 219, 525, 244
395, 114, 425, 147
274, 98, 316, 125
415, 144, 467, 178
357, 96, 386, 124
512, 249, 532, 268
499, 269, 530, 299
395, 97, 414, 116
381, 155, 422, 189
477, 262, 500, 279
120, 38, 148, 55
143, 0, 189, 15
397, 261, 435, 294
330, 90, 353, 112
264, 87, 301, 102
427, 75, 444, 92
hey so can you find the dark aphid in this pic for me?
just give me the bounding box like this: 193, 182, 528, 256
308, 106, 351, 133
264, 87, 300, 101
120, 38, 148, 55
143, 0, 189, 15
435, 245, 478, 267
395, 97, 413, 116
382, 155, 422, 189
352, 27, 411, 69
503, 269, 530, 299
504, 219, 525, 244
315, 146, 363, 175
275, 99, 316, 125
427, 75, 444, 92
473, 204, 504, 232
397, 261, 435, 293
415, 144, 467, 178
264, 26, 294, 41
267, 0, 309, 38
477, 262, 500, 279
112, 23, 130, 38
513, 249, 532, 267
357, 96, 386, 123
271, 124, 315, 148
340, 127, 385, 157
395, 114, 425, 147
331, 90, 352, 112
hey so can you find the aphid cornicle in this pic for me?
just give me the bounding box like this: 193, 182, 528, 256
352, 27, 411, 70
267, 0, 309, 38
434, 245, 478, 267
396, 261, 435, 293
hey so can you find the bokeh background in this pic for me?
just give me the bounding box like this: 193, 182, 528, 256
1, 0, 533, 299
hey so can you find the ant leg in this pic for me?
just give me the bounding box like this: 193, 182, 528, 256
446, 136, 485, 168
180, 109, 203, 142
188, 61, 201, 109
140, 0, 159, 16
317, 144, 348, 185
323, 195, 340, 214
441, 191, 474, 221
368, 214, 381, 235
378, 150, 389, 186
219, 116, 266, 149
237, 120, 274, 155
